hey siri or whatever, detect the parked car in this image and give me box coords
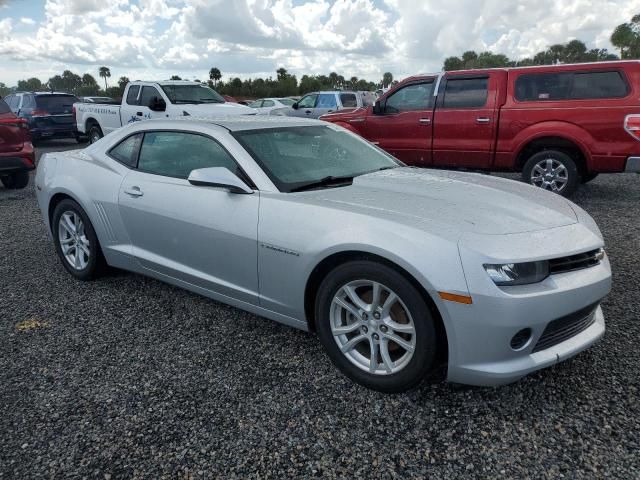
[35,117,611,392]
[321,61,640,196]
[248,97,297,115]
[79,96,118,104]
[272,91,376,118]
[3,91,82,144]
[74,81,256,143]
[0,97,35,189]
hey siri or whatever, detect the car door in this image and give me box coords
[117,130,260,304]
[432,73,501,168]
[290,94,318,118]
[120,85,142,124]
[122,86,166,124]
[260,99,275,115]
[365,80,436,166]
[313,93,338,118]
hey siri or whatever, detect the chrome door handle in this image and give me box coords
[476,117,491,124]
[419,118,431,125]
[124,186,143,197]
[136,112,143,116]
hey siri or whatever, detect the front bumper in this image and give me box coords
[625,156,640,173]
[443,224,612,387]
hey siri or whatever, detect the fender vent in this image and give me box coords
[93,202,116,242]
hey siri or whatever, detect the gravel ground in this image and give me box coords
[1,141,639,478]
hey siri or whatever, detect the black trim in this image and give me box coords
[532,303,599,353]
[0,156,35,173]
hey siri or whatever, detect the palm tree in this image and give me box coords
[329,72,339,88]
[350,76,358,88]
[98,66,111,90]
[118,76,130,90]
[382,72,393,88]
[276,67,288,81]
[209,67,221,87]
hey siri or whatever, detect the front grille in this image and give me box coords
[532,303,598,353]
[549,248,603,274]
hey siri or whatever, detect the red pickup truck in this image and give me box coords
[321,61,640,196]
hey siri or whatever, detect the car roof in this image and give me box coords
[139,116,327,132]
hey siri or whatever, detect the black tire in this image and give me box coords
[88,124,103,144]
[1,171,29,189]
[75,134,89,144]
[52,199,106,280]
[522,150,579,197]
[315,260,438,393]
[581,172,599,184]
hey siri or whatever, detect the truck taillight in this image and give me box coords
[72,105,76,121]
[0,117,28,129]
[31,109,49,117]
[624,114,640,141]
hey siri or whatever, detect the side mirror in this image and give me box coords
[372,100,383,115]
[292,102,299,110]
[188,167,253,194]
[148,96,166,111]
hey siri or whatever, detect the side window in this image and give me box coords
[297,94,317,109]
[385,82,434,113]
[316,94,337,109]
[570,71,628,99]
[340,93,357,108]
[7,95,19,110]
[442,77,489,108]
[108,133,143,168]
[22,95,35,109]
[514,73,572,102]
[126,85,140,105]
[137,132,239,179]
[262,99,275,107]
[0,99,10,114]
[139,86,161,108]
[249,100,263,108]
[3,96,14,109]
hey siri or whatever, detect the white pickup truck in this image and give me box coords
[74,80,255,143]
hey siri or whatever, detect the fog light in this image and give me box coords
[510,328,532,350]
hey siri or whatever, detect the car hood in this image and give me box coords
[182,103,256,116]
[297,168,578,236]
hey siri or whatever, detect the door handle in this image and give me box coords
[124,186,144,197]
[419,118,431,125]
[305,110,312,114]
[136,111,143,116]
[476,117,491,124]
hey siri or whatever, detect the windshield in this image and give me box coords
[278,98,296,106]
[160,84,225,104]
[233,125,401,192]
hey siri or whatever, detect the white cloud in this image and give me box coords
[0,0,636,86]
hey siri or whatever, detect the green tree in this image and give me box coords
[209,67,221,87]
[98,66,111,90]
[0,82,11,97]
[276,67,288,81]
[118,76,130,91]
[170,75,182,80]
[611,14,640,58]
[443,56,465,71]
[382,72,393,88]
[17,77,45,91]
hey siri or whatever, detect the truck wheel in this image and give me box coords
[89,125,103,144]
[75,134,89,144]
[581,172,599,184]
[522,150,579,197]
[1,171,29,190]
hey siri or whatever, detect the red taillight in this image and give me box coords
[72,105,76,121]
[31,109,50,117]
[0,117,28,129]
[624,114,640,141]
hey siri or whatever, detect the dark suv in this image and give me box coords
[3,92,83,144]
[0,98,35,189]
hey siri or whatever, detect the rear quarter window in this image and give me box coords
[0,99,10,114]
[340,93,357,108]
[515,71,629,101]
[442,77,489,108]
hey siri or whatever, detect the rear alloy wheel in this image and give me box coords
[52,199,106,280]
[88,125,103,144]
[522,150,579,197]
[1,171,29,189]
[316,261,437,393]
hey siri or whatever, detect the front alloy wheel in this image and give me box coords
[316,260,437,393]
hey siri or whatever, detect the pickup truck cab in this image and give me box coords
[75,81,255,143]
[321,61,640,196]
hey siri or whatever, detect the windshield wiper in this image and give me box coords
[289,175,355,192]
[173,100,203,104]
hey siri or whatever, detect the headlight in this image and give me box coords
[483,261,549,286]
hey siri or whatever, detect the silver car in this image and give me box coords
[35,117,612,392]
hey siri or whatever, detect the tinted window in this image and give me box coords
[385,82,434,113]
[515,73,572,101]
[22,95,36,109]
[297,94,317,109]
[126,85,140,105]
[35,95,78,113]
[137,132,238,178]
[262,100,275,107]
[443,78,488,108]
[5,95,18,110]
[109,133,143,167]
[0,99,10,114]
[278,98,295,106]
[570,71,628,99]
[249,100,263,108]
[340,93,357,107]
[139,86,161,108]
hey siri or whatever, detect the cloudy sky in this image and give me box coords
[0,0,637,86]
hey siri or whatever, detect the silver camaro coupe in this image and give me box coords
[35,117,612,392]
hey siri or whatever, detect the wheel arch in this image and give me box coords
[304,250,449,364]
[84,116,101,133]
